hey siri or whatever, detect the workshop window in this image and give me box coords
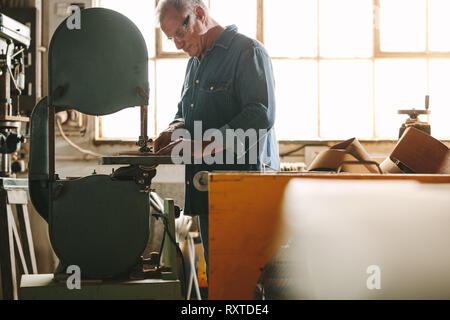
[97,0,450,142]
[98,0,156,139]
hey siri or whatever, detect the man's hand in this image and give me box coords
[156,138,226,159]
[155,138,184,156]
[154,122,184,153]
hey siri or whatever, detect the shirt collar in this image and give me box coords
[205,25,238,53]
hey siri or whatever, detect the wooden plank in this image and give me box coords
[209,175,291,300]
[17,204,38,274]
[6,201,18,300]
[208,173,450,300]
[8,205,29,275]
[7,190,28,205]
[0,115,29,122]
[0,190,15,300]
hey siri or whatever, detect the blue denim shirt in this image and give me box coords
[173,25,280,216]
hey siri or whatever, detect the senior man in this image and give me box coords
[154,0,280,271]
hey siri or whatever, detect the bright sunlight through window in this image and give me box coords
[98,0,450,141]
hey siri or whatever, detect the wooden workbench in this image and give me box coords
[208,173,450,300]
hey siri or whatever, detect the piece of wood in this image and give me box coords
[390,127,450,174]
[0,190,15,300]
[1,189,38,300]
[8,205,29,275]
[0,115,30,122]
[208,173,450,300]
[7,190,28,205]
[17,204,38,274]
[6,201,18,300]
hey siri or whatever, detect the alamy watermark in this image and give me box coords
[366,265,381,290]
[66,265,81,290]
[170,121,268,165]
[67,5,81,30]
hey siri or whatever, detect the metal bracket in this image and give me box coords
[110,165,157,193]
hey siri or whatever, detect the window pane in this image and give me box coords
[209,0,257,39]
[375,59,427,139]
[101,0,155,57]
[320,0,373,58]
[429,0,450,52]
[429,60,450,139]
[156,59,189,135]
[101,108,141,139]
[380,0,426,52]
[101,62,155,139]
[320,60,373,139]
[272,60,318,140]
[99,1,156,139]
[264,0,317,58]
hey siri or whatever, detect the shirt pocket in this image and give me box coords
[198,79,237,125]
[199,79,232,94]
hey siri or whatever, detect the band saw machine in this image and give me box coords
[22,8,183,299]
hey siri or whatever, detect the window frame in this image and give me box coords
[96,0,450,143]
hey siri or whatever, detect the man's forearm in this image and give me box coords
[168,120,185,130]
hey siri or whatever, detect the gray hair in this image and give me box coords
[156,0,208,24]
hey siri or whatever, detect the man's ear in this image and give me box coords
[194,5,207,22]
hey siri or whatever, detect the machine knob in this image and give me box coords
[11,160,25,173]
[174,205,181,219]
[193,171,209,192]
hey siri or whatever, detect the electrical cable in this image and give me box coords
[151,208,188,299]
[56,118,106,159]
[149,193,165,269]
[11,48,24,59]
[186,235,202,300]
[150,192,196,299]
[157,230,165,269]
[150,192,164,213]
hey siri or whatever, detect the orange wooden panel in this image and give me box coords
[208,173,450,300]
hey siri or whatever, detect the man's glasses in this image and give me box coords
[168,15,190,42]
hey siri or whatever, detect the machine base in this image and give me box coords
[20,274,182,300]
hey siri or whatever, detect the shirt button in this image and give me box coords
[187,181,190,185]
[210,86,214,91]
[195,80,199,84]
[190,104,194,108]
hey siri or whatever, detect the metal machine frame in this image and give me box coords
[24,8,182,299]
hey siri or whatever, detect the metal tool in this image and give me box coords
[0,14,38,301]
[0,13,31,177]
[398,95,431,138]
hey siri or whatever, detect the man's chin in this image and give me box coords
[185,47,199,57]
